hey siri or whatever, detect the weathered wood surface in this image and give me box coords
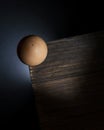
[30,31,104,130]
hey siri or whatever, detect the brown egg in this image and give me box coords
[17,35,48,66]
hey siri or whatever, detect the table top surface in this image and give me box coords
[30,31,104,130]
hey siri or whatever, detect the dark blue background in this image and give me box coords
[0,0,103,129]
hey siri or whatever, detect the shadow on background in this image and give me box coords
[0,79,40,129]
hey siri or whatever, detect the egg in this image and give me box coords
[17,35,48,66]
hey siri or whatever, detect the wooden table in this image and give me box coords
[30,31,104,130]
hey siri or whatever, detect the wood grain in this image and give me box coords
[30,31,104,130]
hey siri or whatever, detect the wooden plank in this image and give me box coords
[30,31,104,130]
